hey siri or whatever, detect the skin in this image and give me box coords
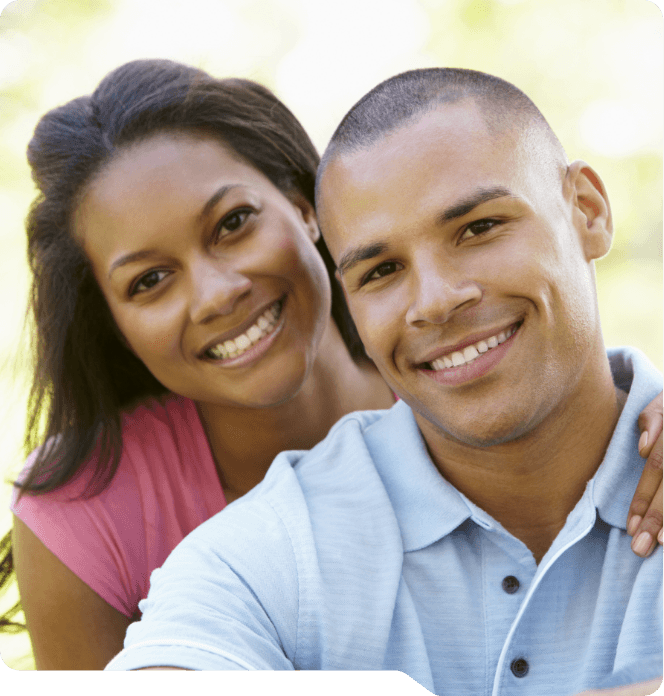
[13,131,394,669]
[317,100,655,564]
[12,119,663,673]
[136,105,664,678]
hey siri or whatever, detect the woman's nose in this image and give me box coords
[405,258,482,326]
[188,258,252,325]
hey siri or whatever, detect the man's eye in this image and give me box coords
[459,218,500,241]
[363,261,400,285]
[131,270,169,295]
[215,209,253,240]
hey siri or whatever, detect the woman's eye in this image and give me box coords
[131,270,169,295]
[459,218,500,241]
[215,209,252,240]
[363,261,400,285]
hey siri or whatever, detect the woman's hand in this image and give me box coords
[628,393,663,558]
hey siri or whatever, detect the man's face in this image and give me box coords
[318,101,611,448]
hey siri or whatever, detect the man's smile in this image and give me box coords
[416,320,523,386]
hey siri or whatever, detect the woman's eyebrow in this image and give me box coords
[108,250,159,279]
[197,184,243,223]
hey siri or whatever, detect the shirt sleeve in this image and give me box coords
[105,497,300,671]
[11,457,147,618]
[597,658,663,689]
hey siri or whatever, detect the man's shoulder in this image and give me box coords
[177,404,411,570]
[244,402,409,501]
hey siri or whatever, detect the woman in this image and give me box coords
[1,59,661,670]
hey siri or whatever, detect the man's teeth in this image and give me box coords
[430,324,518,371]
[206,301,282,360]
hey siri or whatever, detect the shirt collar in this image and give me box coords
[363,401,473,552]
[364,347,661,551]
[592,347,662,530]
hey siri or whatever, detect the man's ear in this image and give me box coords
[289,192,321,243]
[566,160,613,261]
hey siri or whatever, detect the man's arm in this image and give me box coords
[575,676,663,696]
[105,497,299,672]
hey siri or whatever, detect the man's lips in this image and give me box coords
[415,319,524,368]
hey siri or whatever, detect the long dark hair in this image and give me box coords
[0,532,23,632]
[0,59,364,632]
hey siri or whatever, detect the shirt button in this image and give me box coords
[502,575,520,594]
[510,658,529,678]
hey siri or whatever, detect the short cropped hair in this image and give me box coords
[317,67,567,199]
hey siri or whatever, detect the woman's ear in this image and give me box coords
[289,192,320,243]
[566,160,613,261]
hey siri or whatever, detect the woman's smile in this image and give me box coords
[200,296,286,366]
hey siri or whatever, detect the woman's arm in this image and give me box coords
[12,516,133,669]
[629,393,663,557]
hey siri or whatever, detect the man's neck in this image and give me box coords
[420,361,623,563]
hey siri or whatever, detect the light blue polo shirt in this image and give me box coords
[107,347,663,695]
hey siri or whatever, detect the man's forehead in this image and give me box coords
[318,103,521,256]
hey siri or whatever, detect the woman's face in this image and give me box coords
[75,132,332,409]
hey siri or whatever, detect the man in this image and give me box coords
[107,69,662,695]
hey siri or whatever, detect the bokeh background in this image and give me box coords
[0,0,661,671]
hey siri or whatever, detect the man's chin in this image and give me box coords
[412,404,539,450]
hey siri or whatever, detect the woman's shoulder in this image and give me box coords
[10,395,224,616]
[14,394,213,504]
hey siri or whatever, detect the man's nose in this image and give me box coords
[188,256,252,325]
[405,257,482,326]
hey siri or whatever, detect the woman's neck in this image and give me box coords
[196,320,394,503]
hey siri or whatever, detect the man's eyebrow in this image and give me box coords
[437,186,514,223]
[336,187,515,277]
[337,242,389,277]
[109,184,243,279]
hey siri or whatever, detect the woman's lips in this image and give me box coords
[200,298,287,369]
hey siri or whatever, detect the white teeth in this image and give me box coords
[451,351,465,367]
[247,325,262,343]
[463,345,479,362]
[205,300,283,360]
[428,323,520,371]
[235,334,251,351]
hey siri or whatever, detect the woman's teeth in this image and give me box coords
[429,323,519,371]
[206,301,283,360]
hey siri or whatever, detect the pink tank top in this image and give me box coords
[11,395,226,618]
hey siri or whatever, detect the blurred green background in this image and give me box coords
[0,0,661,671]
